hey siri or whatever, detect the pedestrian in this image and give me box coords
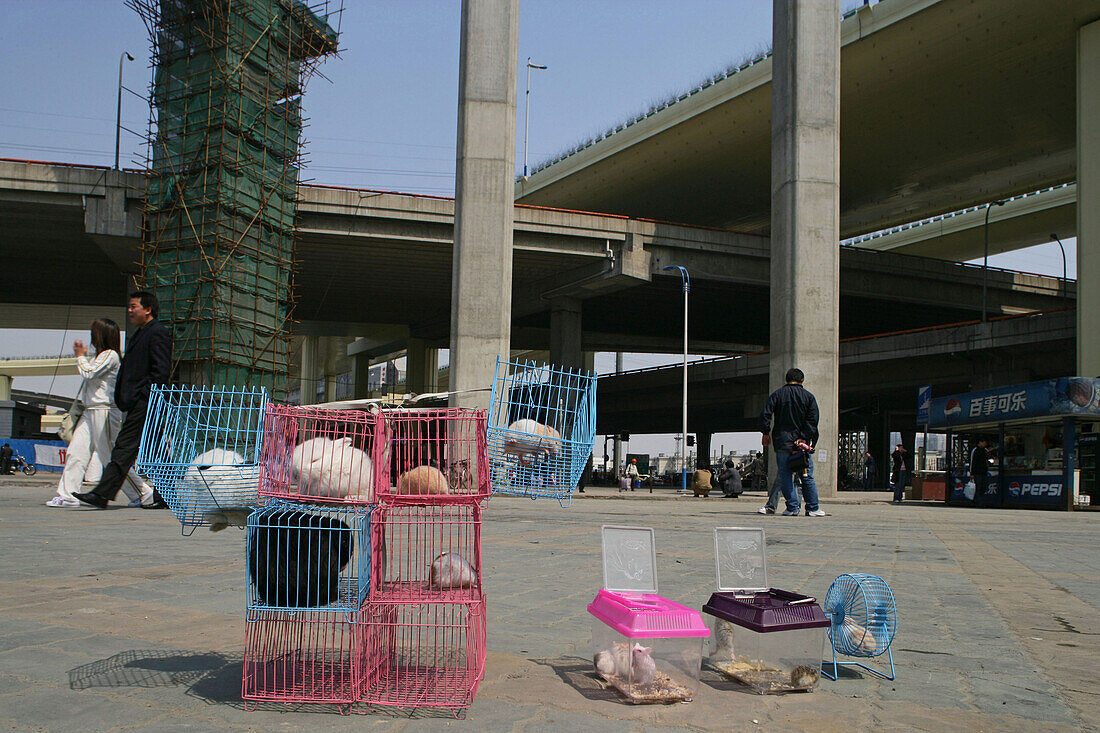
[0,443,12,475]
[968,437,993,502]
[758,367,825,516]
[863,450,876,491]
[47,319,154,508]
[74,292,172,510]
[718,459,742,498]
[758,459,806,513]
[625,458,640,491]
[691,465,713,497]
[890,444,908,504]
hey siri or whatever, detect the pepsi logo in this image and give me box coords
[944,398,962,416]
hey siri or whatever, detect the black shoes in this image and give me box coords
[141,498,169,509]
[73,491,108,509]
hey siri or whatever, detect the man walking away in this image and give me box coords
[0,443,12,475]
[891,444,908,504]
[968,438,993,504]
[75,292,172,510]
[759,368,825,516]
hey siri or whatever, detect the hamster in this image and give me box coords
[428,552,477,590]
[291,436,374,501]
[396,465,449,495]
[183,448,257,505]
[593,642,656,687]
[790,664,819,688]
[712,619,736,661]
[249,508,354,608]
[504,419,562,462]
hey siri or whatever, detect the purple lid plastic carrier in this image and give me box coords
[702,527,827,633]
[587,526,709,639]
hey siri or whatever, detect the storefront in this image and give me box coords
[927,377,1100,511]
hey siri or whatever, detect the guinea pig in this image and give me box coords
[249,508,354,608]
[183,448,258,506]
[396,465,449,495]
[428,552,477,590]
[290,436,374,501]
[504,419,563,460]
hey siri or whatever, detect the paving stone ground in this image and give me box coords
[2,474,1098,732]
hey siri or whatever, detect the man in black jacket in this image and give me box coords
[75,291,172,509]
[759,368,824,516]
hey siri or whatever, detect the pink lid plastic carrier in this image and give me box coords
[587,526,709,639]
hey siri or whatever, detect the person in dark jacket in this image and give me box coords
[0,443,12,475]
[759,368,824,516]
[718,460,742,498]
[968,438,993,502]
[863,450,876,491]
[75,291,172,509]
[891,444,908,503]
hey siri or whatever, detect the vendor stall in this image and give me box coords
[928,377,1100,511]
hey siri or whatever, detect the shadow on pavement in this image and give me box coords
[68,649,232,690]
[531,656,632,703]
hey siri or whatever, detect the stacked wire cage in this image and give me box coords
[244,403,382,706]
[486,357,598,507]
[137,384,269,533]
[359,407,490,713]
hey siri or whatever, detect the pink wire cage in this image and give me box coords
[370,504,482,603]
[259,404,383,505]
[359,600,487,711]
[376,408,491,503]
[241,609,374,705]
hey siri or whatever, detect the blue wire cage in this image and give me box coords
[486,357,597,507]
[246,500,372,616]
[821,573,898,681]
[136,384,269,532]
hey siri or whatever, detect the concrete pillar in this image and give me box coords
[549,297,583,370]
[353,353,372,398]
[406,338,439,394]
[0,375,10,402]
[449,0,520,408]
[299,335,317,405]
[612,352,624,478]
[1079,19,1100,377]
[770,0,841,497]
[697,432,713,469]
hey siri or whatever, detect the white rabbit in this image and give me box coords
[504,419,562,465]
[183,448,257,505]
[429,552,477,590]
[291,436,374,501]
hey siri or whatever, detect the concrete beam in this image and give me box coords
[0,304,127,331]
[449,0,519,409]
[1079,19,1100,376]
[770,0,841,497]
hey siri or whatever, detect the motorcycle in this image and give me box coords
[10,452,37,476]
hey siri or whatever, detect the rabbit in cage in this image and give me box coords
[429,552,477,590]
[396,464,450,495]
[291,436,374,501]
[183,447,257,505]
[249,508,355,608]
[504,419,562,465]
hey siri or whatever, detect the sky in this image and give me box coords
[0,1,1078,460]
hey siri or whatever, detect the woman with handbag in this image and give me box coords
[46,319,154,508]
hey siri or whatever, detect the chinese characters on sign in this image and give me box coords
[968,390,1027,418]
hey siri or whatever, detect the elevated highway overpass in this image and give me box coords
[514,0,1097,248]
[0,159,1072,358]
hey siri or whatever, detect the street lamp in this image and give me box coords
[981,199,1006,323]
[663,265,690,492]
[1050,233,1069,303]
[115,51,134,170]
[523,57,547,177]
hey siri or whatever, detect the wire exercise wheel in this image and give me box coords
[821,573,898,681]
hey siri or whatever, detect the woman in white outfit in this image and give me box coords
[46,319,154,508]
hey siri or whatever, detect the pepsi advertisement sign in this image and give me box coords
[929,377,1100,428]
[1004,474,1065,507]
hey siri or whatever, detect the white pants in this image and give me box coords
[55,407,151,503]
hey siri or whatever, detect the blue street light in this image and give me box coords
[663,265,690,492]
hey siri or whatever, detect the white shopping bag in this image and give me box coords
[963,480,976,501]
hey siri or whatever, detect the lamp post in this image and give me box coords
[1050,233,1069,303]
[981,199,1006,323]
[523,57,547,177]
[115,51,134,170]
[663,265,690,492]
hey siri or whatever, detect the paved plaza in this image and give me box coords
[1,474,1097,731]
